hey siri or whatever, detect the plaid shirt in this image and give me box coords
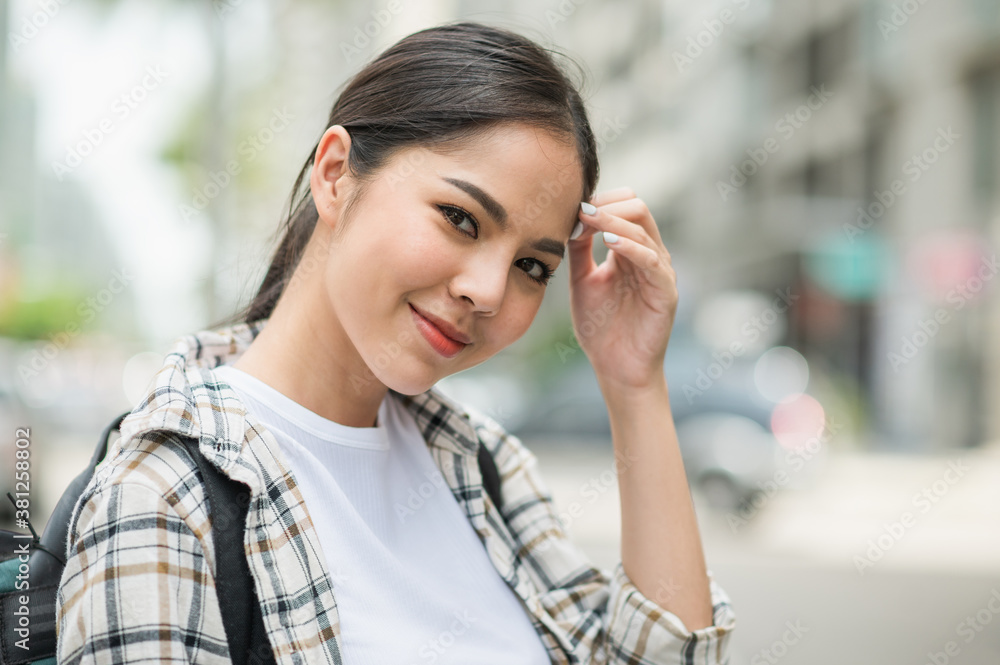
[56,319,735,664]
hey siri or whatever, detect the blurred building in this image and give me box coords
[0,0,141,527]
[639,0,1000,450]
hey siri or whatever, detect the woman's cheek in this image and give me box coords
[395,224,449,267]
[500,297,540,344]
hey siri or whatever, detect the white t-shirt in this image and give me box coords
[212,364,551,665]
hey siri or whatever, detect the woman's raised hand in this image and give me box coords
[567,187,678,392]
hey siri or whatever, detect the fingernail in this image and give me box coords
[580,201,597,216]
[569,220,584,240]
[603,231,619,244]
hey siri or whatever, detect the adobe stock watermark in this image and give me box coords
[887,254,997,372]
[749,620,809,665]
[339,0,403,64]
[727,416,841,533]
[544,0,586,28]
[347,321,430,397]
[512,115,628,230]
[717,85,834,202]
[393,457,464,524]
[326,565,352,587]
[878,0,933,40]
[843,126,960,242]
[284,230,340,297]
[385,115,626,201]
[922,588,1000,665]
[52,65,169,181]
[555,267,670,363]
[393,463,451,524]
[544,448,641,541]
[853,458,970,575]
[17,268,135,382]
[646,573,683,609]
[406,609,478,665]
[8,429,34,652]
[385,149,429,193]
[682,288,799,405]
[672,0,753,74]
[178,107,294,223]
[212,0,250,19]
[554,276,653,364]
[7,0,72,53]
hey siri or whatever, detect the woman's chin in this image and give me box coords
[366,343,473,396]
[384,378,437,396]
[373,364,441,397]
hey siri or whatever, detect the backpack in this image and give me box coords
[0,409,505,664]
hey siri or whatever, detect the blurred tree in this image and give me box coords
[0,288,91,340]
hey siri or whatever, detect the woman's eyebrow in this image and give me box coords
[535,237,566,260]
[442,176,566,260]
[442,176,508,227]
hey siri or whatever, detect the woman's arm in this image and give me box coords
[471,407,735,665]
[57,478,229,664]
[598,373,713,630]
[541,185,736,662]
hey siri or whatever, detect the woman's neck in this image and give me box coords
[232,284,387,429]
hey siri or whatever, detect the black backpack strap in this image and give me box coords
[477,442,503,514]
[42,412,131,566]
[179,438,276,664]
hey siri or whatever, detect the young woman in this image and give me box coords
[56,21,735,664]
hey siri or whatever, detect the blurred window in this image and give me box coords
[971,67,1000,211]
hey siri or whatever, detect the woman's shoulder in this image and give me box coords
[56,429,228,663]
[94,426,199,489]
[72,426,212,541]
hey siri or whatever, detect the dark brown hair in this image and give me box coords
[211,20,600,330]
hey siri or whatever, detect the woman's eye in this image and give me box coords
[519,258,554,285]
[439,205,478,238]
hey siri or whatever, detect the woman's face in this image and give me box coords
[312,122,585,395]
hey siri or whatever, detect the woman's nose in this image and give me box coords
[451,253,509,315]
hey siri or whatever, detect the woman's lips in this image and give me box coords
[409,304,468,358]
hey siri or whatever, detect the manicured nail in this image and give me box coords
[569,220,584,240]
[580,201,597,216]
[603,231,619,244]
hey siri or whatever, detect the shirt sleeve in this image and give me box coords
[481,415,736,665]
[56,480,232,664]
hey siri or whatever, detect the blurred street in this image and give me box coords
[530,441,1000,665]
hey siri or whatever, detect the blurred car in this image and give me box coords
[508,328,821,512]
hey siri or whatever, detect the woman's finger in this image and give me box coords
[598,231,666,284]
[578,203,653,250]
[590,198,663,247]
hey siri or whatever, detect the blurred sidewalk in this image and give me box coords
[531,441,1000,665]
[531,441,1000,577]
[701,442,1000,575]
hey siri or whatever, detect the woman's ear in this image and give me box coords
[310,125,353,232]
